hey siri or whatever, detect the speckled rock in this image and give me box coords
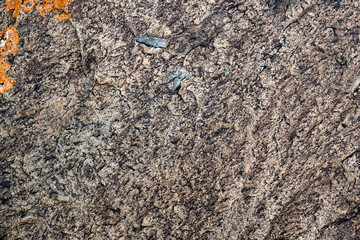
[1,0,360,239]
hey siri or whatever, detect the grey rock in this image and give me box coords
[1,0,360,239]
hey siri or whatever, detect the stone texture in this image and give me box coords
[1,0,360,239]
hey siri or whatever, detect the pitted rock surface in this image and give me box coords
[1,0,360,239]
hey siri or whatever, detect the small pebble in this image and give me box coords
[136,35,167,49]
[167,67,190,91]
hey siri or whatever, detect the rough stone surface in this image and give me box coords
[1,0,360,239]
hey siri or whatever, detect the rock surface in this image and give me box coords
[1,0,360,239]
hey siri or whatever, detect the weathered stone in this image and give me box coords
[1,0,360,239]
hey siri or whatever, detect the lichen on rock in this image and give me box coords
[0,26,19,94]
[0,0,75,94]
[5,0,75,22]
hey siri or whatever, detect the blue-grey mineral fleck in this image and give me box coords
[136,35,167,49]
[167,67,190,91]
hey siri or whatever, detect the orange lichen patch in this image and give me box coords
[5,0,74,22]
[5,0,37,18]
[36,0,74,22]
[0,26,19,94]
[2,0,75,94]
[55,12,71,22]
[0,26,19,57]
[22,0,37,12]
[0,57,14,94]
[5,0,22,19]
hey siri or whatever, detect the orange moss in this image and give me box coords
[0,26,19,94]
[5,0,74,22]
